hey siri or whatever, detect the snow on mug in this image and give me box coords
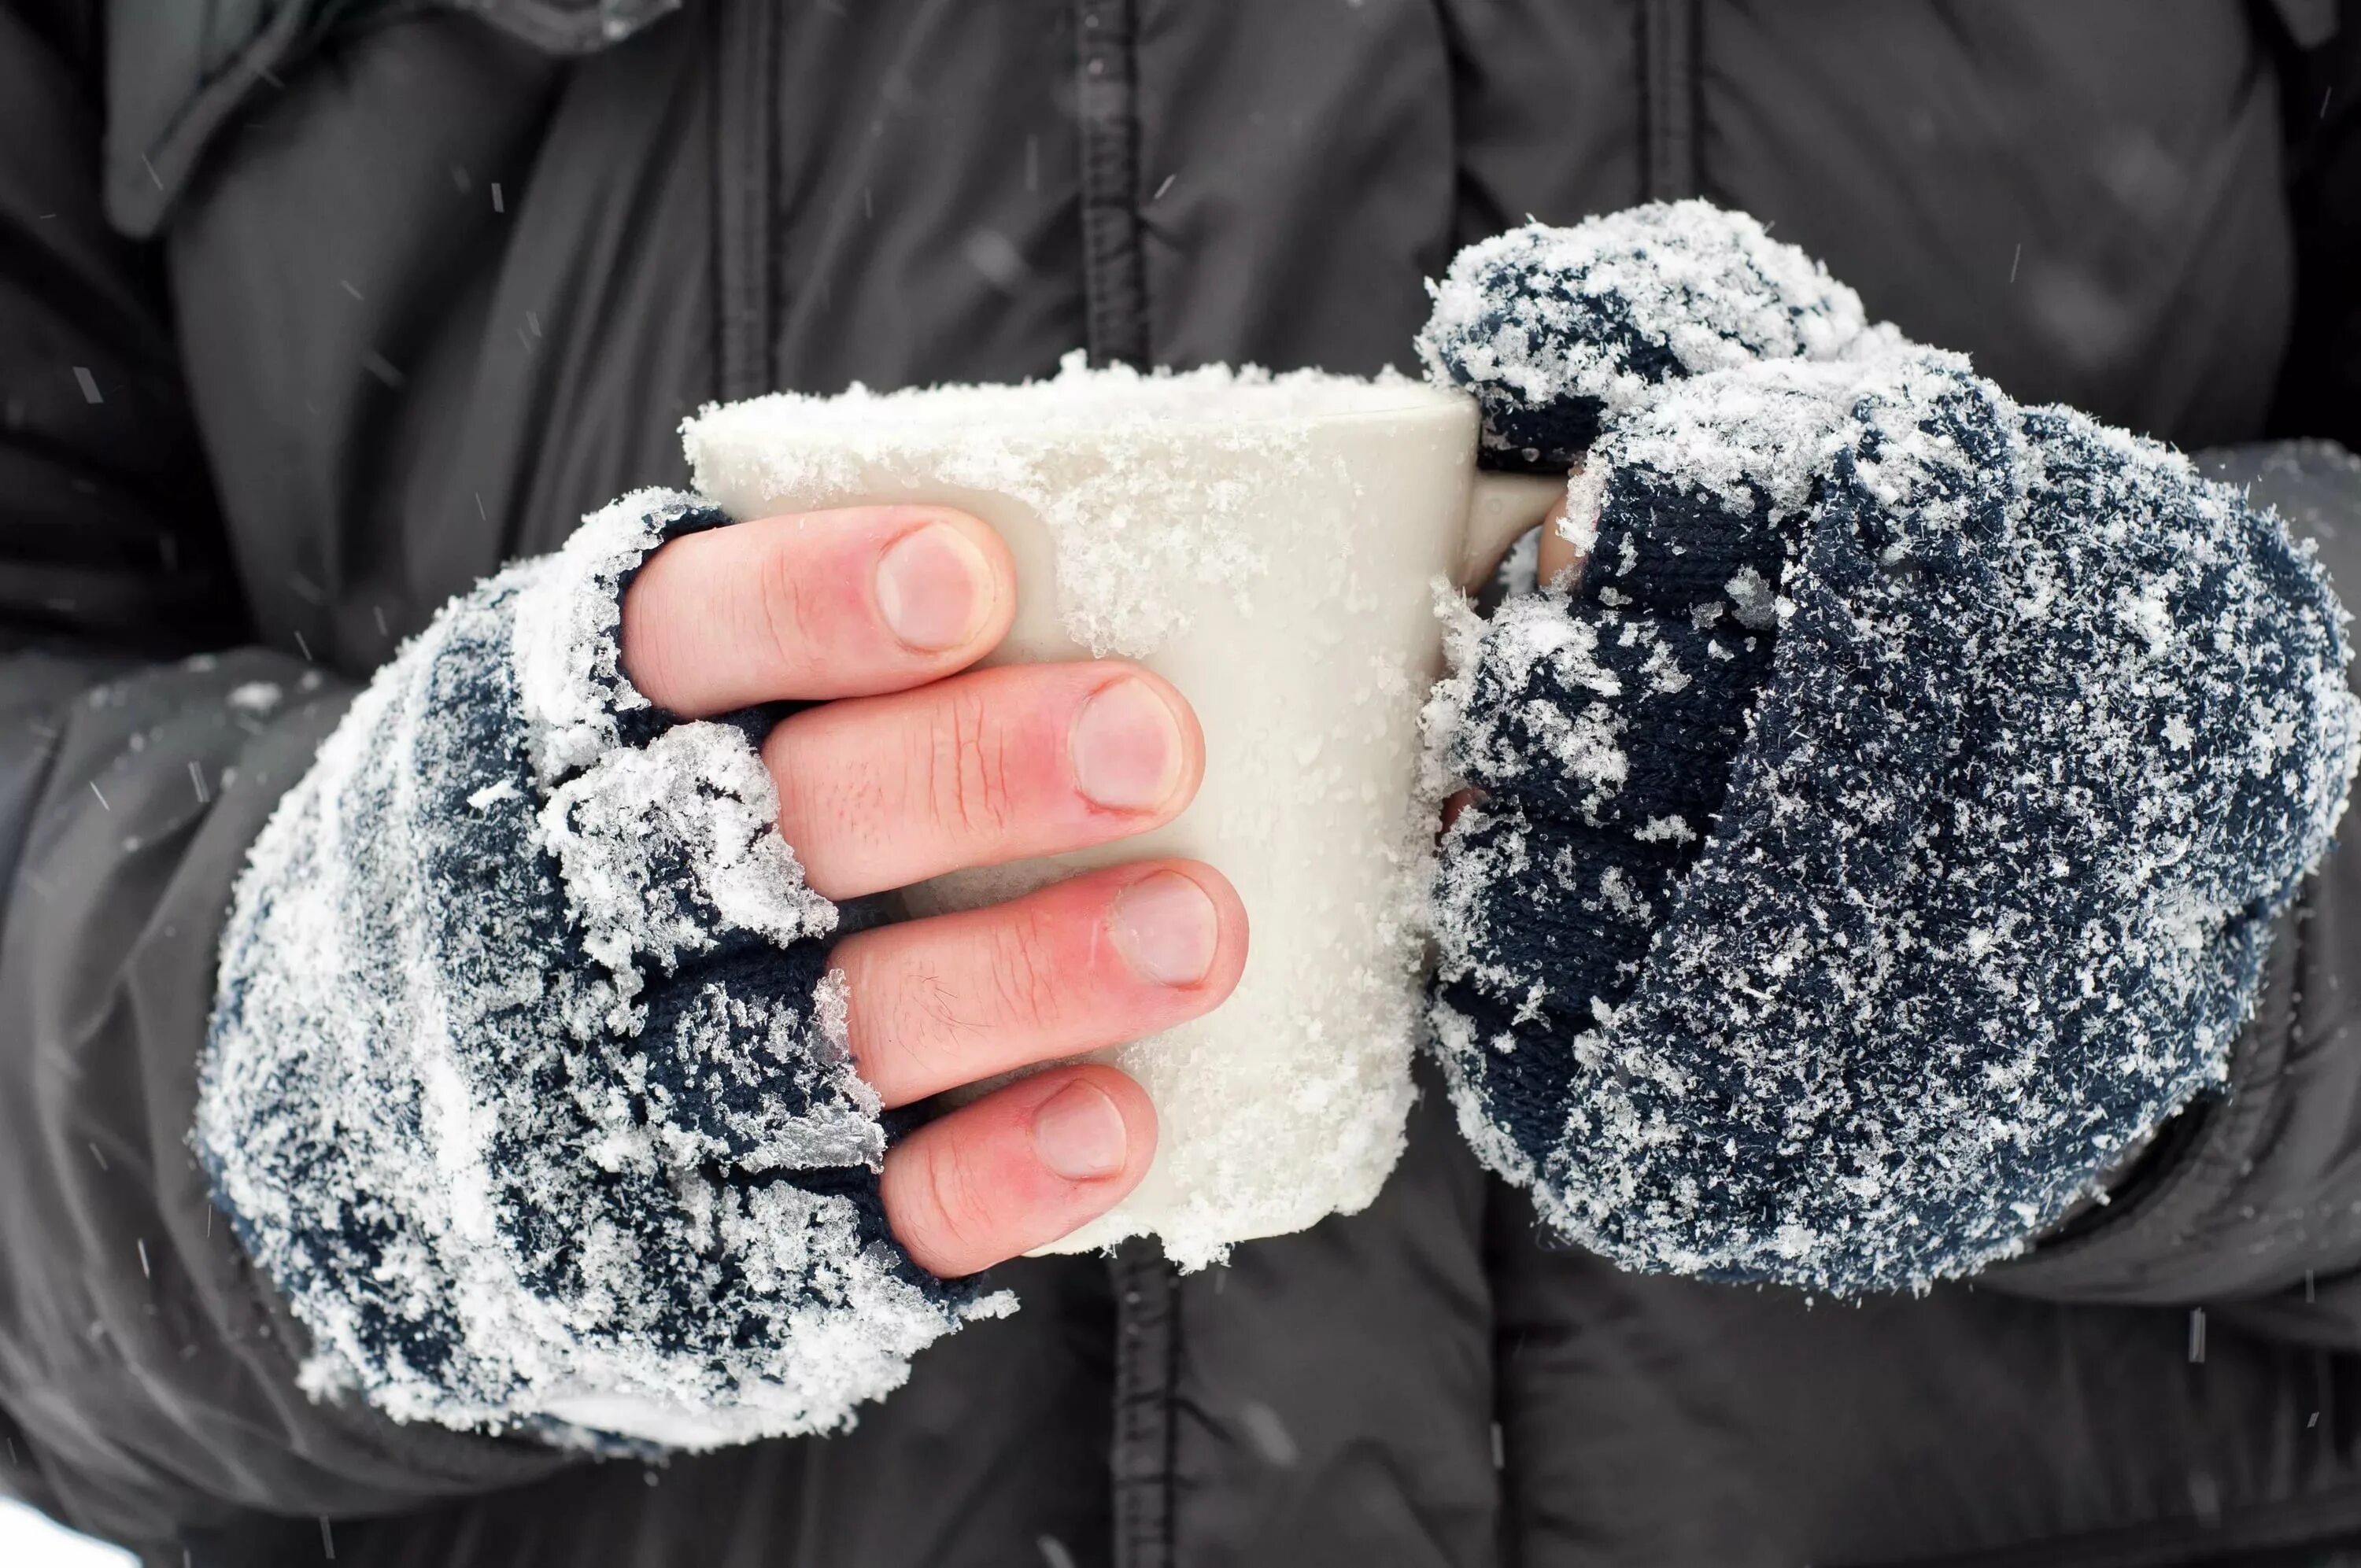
[682,355,1560,1267]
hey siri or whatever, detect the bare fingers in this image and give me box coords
[767,661,1204,900]
[620,505,1016,715]
[881,1065,1157,1277]
[853,861,1243,1273]
[833,860,1247,1107]
[615,504,1221,1275]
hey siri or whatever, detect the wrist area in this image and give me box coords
[198,489,1007,1452]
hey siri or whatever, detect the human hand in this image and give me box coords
[621,507,1246,1278]
[1535,489,1579,584]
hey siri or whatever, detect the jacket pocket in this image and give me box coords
[101,0,680,236]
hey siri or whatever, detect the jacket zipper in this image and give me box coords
[1076,0,1151,367]
[711,0,778,400]
[1110,1238,1180,1568]
[1073,3,1169,1551]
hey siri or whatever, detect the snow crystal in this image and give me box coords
[200,495,1001,1449]
[225,681,283,717]
[1722,566,1779,631]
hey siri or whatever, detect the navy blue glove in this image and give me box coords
[198,491,1001,1450]
[1420,205,2361,1293]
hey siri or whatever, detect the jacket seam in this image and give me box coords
[1075,0,1150,366]
[1843,1473,2361,1568]
[1639,0,1702,201]
[444,0,685,55]
[105,0,323,236]
[0,699,71,957]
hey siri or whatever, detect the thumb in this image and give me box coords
[1536,488,1583,588]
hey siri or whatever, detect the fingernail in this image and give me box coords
[1032,1080,1129,1182]
[1070,679,1184,811]
[1110,872,1218,987]
[875,524,992,651]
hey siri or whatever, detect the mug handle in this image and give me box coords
[1457,469,1572,591]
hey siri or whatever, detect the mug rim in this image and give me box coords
[685,370,1476,450]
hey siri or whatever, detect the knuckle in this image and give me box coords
[768,710,900,884]
[922,687,1020,839]
[985,907,1067,1035]
[900,963,974,1041]
[912,1138,998,1272]
[883,963,978,1089]
[755,537,821,678]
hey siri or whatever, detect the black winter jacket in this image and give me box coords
[7,2,2361,1566]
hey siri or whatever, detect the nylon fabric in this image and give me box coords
[4,1,2361,1563]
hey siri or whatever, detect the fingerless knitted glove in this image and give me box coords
[1417,200,1894,471]
[198,492,1003,1451]
[1420,204,2361,1293]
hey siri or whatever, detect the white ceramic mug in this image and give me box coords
[683,356,1559,1268]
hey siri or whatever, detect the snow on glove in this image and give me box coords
[1420,208,2361,1294]
[1416,200,1898,471]
[198,489,1005,1452]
